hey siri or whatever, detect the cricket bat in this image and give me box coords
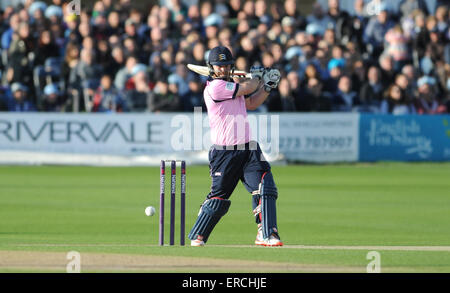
[187,64,251,78]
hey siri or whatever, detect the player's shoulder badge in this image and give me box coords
[225,82,235,91]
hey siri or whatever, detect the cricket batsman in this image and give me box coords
[188,46,283,247]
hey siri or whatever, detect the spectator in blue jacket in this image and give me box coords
[1,13,20,50]
[40,83,68,112]
[332,75,360,111]
[6,83,36,112]
[363,4,395,58]
[92,74,128,112]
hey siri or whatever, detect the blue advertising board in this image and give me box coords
[359,114,450,162]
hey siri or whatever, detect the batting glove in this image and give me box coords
[250,66,265,80]
[263,69,281,92]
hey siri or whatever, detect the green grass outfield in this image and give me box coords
[1,162,450,272]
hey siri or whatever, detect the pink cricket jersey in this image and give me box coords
[204,79,251,146]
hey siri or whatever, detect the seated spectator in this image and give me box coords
[148,79,182,112]
[323,59,344,93]
[144,26,172,56]
[414,76,447,114]
[235,56,249,73]
[6,82,36,112]
[64,13,80,43]
[69,48,103,111]
[379,53,396,87]
[261,51,275,70]
[203,13,223,41]
[186,4,203,30]
[167,64,191,98]
[264,85,283,112]
[401,64,418,90]
[301,77,332,112]
[92,74,127,112]
[0,11,6,42]
[148,52,170,84]
[181,77,204,112]
[363,4,395,58]
[327,0,352,42]
[298,44,316,75]
[322,27,336,47]
[126,64,153,112]
[426,27,446,66]
[240,0,258,26]
[395,73,415,101]
[8,21,34,89]
[255,0,272,27]
[305,23,325,47]
[283,45,302,72]
[69,48,103,90]
[347,0,367,51]
[96,39,112,69]
[45,5,63,25]
[359,66,384,111]
[412,10,429,60]
[106,11,124,37]
[0,86,8,111]
[235,34,260,67]
[1,13,20,50]
[123,37,140,60]
[122,18,145,48]
[114,55,137,91]
[286,71,307,111]
[33,30,60,66]
[301,63,321,89]
[435,5,448,34]
[400,0,429,18]
[444,79,450,113]
[312,48,330,80]
[105,46,125,78]
[350,60,366,93]
[306,2,334,34]
[330,45,346,68]
[270,42,285,70]
[279,77,297,112]
[160,50,176,75]
[344,42,363,69]
[332,75,360,111]
[40,83,67,112]
[384,25,411,72]
[61,42,80,88]
[380,84,415,115]
[190,42,206,65]
[284,0,306,30]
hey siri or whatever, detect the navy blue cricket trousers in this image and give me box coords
[206,141,276,212]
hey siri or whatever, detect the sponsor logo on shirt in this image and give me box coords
[225,82,234,91]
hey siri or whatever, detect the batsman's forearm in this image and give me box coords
[236,77,261,97]
[245,86,270,111]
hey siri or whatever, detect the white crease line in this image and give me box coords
[9,244,450,251]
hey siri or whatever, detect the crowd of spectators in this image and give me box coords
[0,0,449,114]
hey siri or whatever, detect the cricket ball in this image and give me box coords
[145,206,156,216]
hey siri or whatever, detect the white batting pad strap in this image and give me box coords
[252,204,261,216]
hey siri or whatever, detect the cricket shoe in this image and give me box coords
[191,236,205,247]
[255,225,283,247]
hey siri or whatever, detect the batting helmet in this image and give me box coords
[207,46,235,79]
[208,46,234,65]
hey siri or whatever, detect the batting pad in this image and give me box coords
[188,198,231,243]
[261,194,279,239]
[252,171,278,226]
